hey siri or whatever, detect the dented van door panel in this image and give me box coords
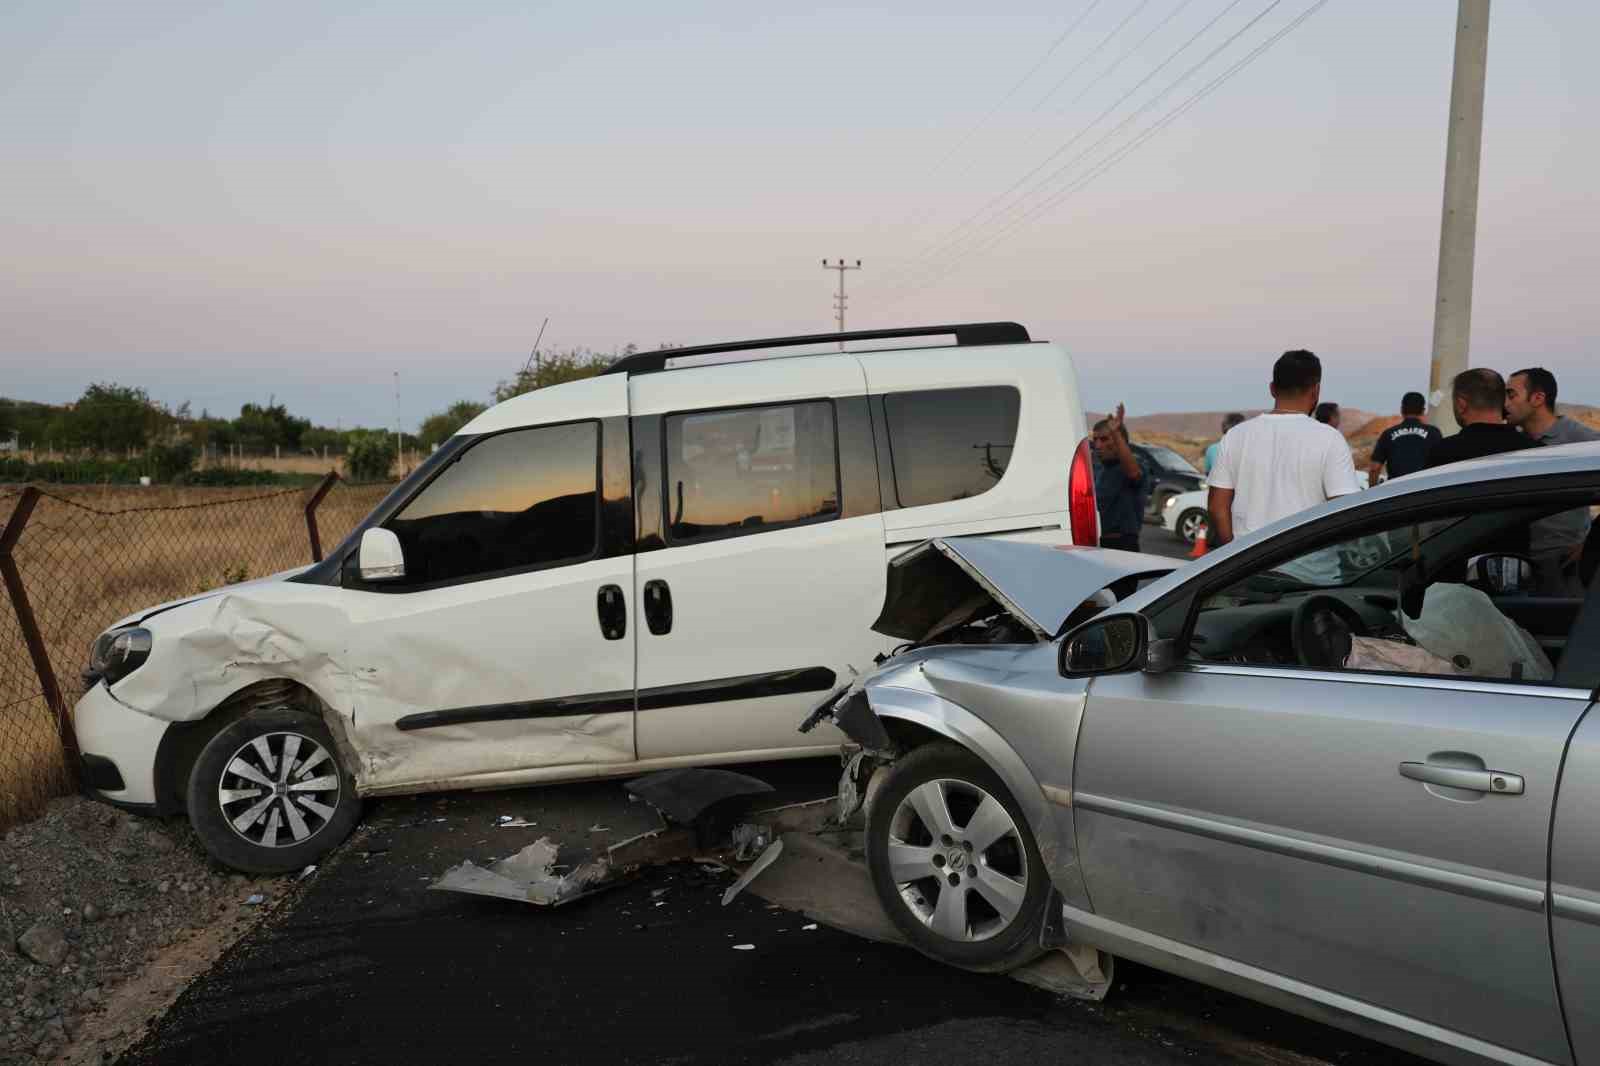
[343,555,637,790]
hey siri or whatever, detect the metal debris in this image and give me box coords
[720,839,784,906]
[429,837,614,907]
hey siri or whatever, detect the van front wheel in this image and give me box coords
[186,706,362,874]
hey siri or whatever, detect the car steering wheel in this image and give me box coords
[1291,595,1369,671]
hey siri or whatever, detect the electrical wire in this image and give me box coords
[885,0,1107,235]
[1031,0,1155,112]
[872,0,1261,292]
[876,0,1335,307]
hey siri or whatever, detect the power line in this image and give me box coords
[878,0,1335,306]
[873,0,1261,293]
[900,0,1201,254]
[887,0,1108,237]
[1031,0,1155,111]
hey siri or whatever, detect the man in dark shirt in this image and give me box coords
[1368,391,1442,484]
[1424,369,1541,469]
[1093,405,1151,552]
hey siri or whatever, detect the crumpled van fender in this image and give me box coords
[858,682,1065,875]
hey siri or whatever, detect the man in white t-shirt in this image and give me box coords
[1207,350,1361,579]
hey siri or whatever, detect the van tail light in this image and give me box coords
[1068,436,1099,547]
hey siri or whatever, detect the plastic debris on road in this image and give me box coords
[244,894,265,906]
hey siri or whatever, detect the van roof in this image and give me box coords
[600,322,1032,377]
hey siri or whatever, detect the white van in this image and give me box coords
[72,323,1094,871]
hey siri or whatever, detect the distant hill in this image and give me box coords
[1087,404,1598,468]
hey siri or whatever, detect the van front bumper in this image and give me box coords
[73,682,168,809]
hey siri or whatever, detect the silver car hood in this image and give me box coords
[873,537,1180,642]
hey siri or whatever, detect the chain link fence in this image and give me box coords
[0,478,393,829]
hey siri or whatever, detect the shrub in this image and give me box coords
[344,432,397,482]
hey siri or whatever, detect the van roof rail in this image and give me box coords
[600,322,1031,377]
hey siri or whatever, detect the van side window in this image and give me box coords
[664,401,839,544]
[882,386,1020,507]
[387,421,599,584]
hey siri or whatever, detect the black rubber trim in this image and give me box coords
[395,666,838,731]
[81,792,158,816]
[397,690,634,731]
[635,666,836,711]
[79,754,126,792]
[836,395,882,520]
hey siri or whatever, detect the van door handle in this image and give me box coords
[1399,762,1524,795]
[596,585,626,641]
[643,579,673,636]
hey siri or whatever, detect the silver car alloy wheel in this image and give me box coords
[218,731,341,848]
[886,778,1029,943]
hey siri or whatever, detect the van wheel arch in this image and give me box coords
[152,679,324,815]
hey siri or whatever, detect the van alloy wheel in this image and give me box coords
[187,704,361,874]
[887,778,1029,943]
[217,731,342,848]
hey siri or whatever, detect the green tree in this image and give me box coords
[234,401,310,452]
[493,348,617,403]
[418,400,488,448]
[68,383,165,453]
[344,430,397,481]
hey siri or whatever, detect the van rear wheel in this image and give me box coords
[186,706,361,874]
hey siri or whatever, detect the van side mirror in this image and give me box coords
[358,528,406,582]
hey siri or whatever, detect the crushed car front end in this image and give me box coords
[802,536,1179,972]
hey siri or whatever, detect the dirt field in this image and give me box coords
[0,482,392,828]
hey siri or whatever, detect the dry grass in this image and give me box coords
[0,482,391,828]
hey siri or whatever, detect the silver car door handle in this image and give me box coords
[1399,762,1524,795]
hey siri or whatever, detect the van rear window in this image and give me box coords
[882,386,1021,507]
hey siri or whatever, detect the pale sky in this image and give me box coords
[3,1,1595,430]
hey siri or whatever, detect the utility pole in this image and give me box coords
[821,259,862,350]
[1427,0,1491,436]
[393,370,402,477]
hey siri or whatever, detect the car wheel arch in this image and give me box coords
[864,686,1064,870]
[152,678,332,815]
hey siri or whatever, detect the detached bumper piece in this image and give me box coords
[429,768,833,908]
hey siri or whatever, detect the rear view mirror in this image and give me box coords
[1061,615,1146,677]
[1467,554,1534,596]
[358,528,406,582]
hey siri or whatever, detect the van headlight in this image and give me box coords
[88,628,153,687]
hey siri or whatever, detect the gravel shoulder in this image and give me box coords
[0,796,306,1065]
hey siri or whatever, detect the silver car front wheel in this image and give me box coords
[867,743,1048,971]
[888,778,1029,942]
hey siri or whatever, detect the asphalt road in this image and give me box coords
[120,758,1423,1066]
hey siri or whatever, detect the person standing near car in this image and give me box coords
[1504,367,1598,594]
[1423,369,1540,469]
[1201,413,1246,475]
[1206,350,1360,553]
[1093,405,1151,553]
[1368,391,1442,485]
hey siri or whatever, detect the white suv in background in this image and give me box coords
[71,323,1094,872]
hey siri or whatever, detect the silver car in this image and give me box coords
[808,442,1600,1066]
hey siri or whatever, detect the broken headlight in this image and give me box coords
[87,627,152,687]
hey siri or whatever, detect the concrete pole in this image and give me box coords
[1426,0,1491,436]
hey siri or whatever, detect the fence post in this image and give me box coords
[304,470,341,562]
[0,487,78,779]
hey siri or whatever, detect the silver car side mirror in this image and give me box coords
[358,528,406,582]
[1061,615,1145,677]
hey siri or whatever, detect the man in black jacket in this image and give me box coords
[1424,369,1540,469]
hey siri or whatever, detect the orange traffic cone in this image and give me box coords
[1189,523,1209,558]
